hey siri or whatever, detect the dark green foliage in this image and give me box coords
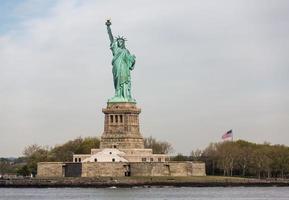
[50,137,100,162]
[23,137,100,174]
[17,165,30,176]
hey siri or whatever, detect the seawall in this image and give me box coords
[1,176,289,188]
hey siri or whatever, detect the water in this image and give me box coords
[1,187,289,200]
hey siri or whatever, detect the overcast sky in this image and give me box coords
[0,0,289,157]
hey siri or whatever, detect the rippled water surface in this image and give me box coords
[1,187,289,200]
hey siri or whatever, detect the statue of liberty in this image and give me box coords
[105,19,136,103]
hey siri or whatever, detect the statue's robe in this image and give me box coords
[110,40,135,99]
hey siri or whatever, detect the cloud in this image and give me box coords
[0,0,289,156]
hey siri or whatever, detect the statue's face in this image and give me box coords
[117,39,125,48]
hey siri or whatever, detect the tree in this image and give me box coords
[0,158,9,175]
[191,149,203,161]
[50,137,100,162]
[201,140,289,178]
[202,143,218,175]
[215,141,238,176]
[77,137,100,154]
[250,144,272,179]
[144,136,173,154]
[23,145,50,175]
[22,137,100,174]
[171,153,188,161]
[17,165,30,176]
[234,140,253,177]
[270,145,289,178]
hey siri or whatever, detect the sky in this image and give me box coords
[0,0,289,157]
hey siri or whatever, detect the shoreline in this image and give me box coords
[1,176,289,188]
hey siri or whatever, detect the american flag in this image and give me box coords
[222,129,233,140]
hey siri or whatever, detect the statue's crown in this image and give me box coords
[116,35,127,41]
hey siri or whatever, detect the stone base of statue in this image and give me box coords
[38,101,206,177]
[100,102,144,149]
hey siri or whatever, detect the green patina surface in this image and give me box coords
[106,19,136,103]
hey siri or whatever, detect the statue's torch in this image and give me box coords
[105,18,111,26]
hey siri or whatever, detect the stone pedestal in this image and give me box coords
[100,102,144,149]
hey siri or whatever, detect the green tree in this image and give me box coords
[50,137,100,162]
[23,144,50,175]
[17,165,30,176]
[22,137,100,174]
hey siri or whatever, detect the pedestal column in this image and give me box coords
[100,102,144,149]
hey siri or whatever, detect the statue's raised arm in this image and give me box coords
[105,19,113,44]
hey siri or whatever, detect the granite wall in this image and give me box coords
[81,162,128,177]
[130,162,206,176]
[37,162,64,177]
[37,161,205,177]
